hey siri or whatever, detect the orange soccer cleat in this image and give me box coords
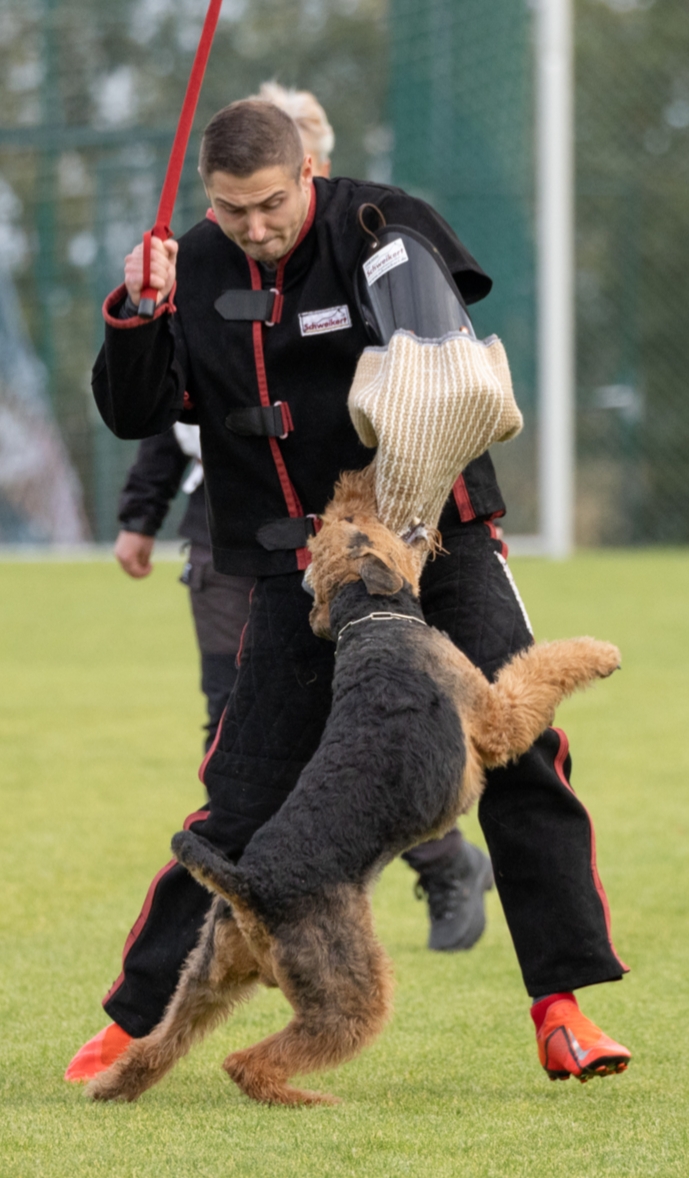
[64,1022,133,1083]
[532,993,631,1083]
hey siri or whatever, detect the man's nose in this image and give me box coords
[246,213,266,242]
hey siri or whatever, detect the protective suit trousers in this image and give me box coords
[104,519,626,1038]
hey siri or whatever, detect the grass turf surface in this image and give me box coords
[1,550,688,1176]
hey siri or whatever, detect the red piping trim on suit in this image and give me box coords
[245,185,317,573]
[102,809,209,1007]
[483,517,509,560]
[236,624,249,667]
[198,705,228,785]
[182,808,210,831]
[452,475,476,523]
[235,581,256,671]
[552,727,629,973]
[249,309,303,513]
[102,283,178,329]
[198,579,255,787]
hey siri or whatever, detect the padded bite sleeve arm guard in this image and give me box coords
[91,285,189,439]
[375,191,492,307]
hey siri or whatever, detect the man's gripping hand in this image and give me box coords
[124,236,178,310]
[114,531,155,578]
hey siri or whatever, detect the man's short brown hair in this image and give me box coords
[199,100,304,182]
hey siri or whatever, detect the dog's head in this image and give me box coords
[306,467,435,639]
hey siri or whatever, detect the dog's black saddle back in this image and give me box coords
[237,580,466,926]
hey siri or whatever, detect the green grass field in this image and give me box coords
[1,551,688,1177]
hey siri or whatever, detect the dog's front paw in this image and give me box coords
[86,1061,140,1103]
[86,1038,169,1103]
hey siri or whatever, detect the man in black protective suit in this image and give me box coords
[113,83,493,956]
[66,98,631,1086]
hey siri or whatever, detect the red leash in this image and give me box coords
[138,0,223,318]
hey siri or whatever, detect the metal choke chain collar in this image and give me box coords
[336,610,428,651]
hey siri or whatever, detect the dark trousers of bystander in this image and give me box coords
[182,543,254,751]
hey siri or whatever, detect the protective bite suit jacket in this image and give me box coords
[93,176,505,576]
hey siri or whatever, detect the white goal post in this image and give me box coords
[508,0,575,558]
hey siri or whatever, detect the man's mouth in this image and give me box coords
[245,239,277,256]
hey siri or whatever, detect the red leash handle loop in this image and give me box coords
[139,227,173,318]
[139,230,154,316]
[142,230,152,292]
[137,0,224,318]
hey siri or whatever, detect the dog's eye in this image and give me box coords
[344,516,354,523]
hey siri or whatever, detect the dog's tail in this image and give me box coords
[474,637,621,768]
[172,830,251,905]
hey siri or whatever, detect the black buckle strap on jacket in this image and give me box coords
[214,289,283,324]
[225,402,293,438]
[256,515,319,551]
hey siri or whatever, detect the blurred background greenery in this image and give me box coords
[0,0,687,544]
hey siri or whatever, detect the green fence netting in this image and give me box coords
[1,0,687,544]
[0,0,386,541]
[390,0,537,535]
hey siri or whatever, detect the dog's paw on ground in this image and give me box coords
[223,1052,341,1107]
[86,1069,138,1103]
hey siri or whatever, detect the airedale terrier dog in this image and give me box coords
[88,466,620,1107]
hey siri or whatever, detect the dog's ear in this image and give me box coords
[358,553,404,596]
[309,601,333,640]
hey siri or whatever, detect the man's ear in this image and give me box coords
[358,553,404,596]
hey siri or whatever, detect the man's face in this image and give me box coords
[204,159,313,265]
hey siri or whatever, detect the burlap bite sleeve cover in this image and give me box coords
[348,330,523,534]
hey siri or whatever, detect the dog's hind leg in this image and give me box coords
[223,887,395,1107]
[88,897,260,1102]
[475,637,621,767]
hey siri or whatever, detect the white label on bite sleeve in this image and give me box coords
[362,238,409,286]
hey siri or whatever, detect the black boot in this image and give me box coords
[413,840,494,951]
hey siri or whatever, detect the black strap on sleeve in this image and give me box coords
[225,403,292,437]
[214,289,277,321]
[256,516,318,551]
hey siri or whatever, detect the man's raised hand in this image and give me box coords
[124,236,179,309]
